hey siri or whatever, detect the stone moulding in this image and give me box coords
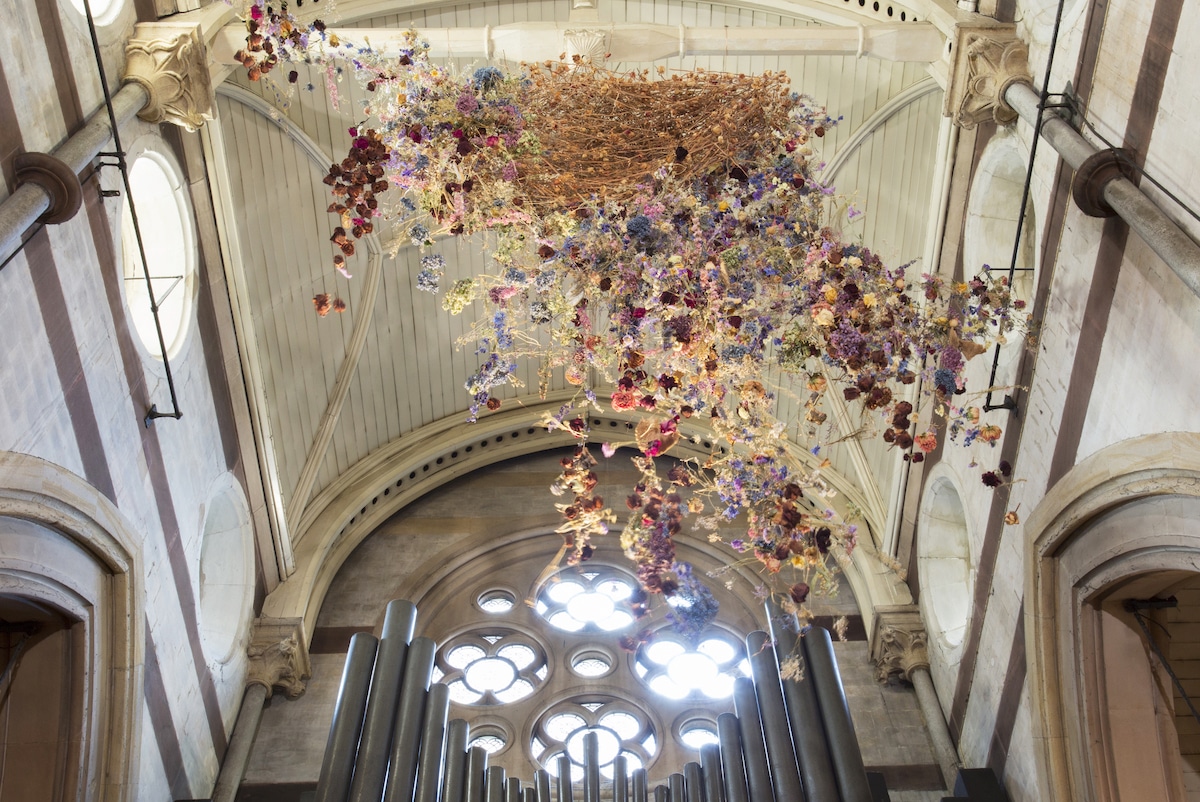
[946,26,1032,129]
[125,22,216,132]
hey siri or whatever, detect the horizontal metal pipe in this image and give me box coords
[0,82,148,265]
[414,683,451,802]
[805,627,872,802]
[1005,80,1200,299]
[350,601,417,802]
[716,713,749,802]
[444,719,471,802]
[315,633,379,802]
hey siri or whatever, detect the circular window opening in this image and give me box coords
[468,726,509,755]
[198,476,254,665]
[121,149,197,360]
[635,630,748,700]
[478,589,516,613]
[66,0,125,26]
[571,649,614,678]
[535,566,639,633]
[917,474,972,653]
[679,720,720,750]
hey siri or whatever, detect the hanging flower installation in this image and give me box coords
[240,3,1021,638]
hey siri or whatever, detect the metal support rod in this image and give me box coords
[486,766,507,802]
[766,607,839,801]
[534,769,553,802]
[350,601,417,802]
[315,633,379,802]
[910,667,959,791]
[211,683,270,802]
[465,746,489,802]
[804,627,873,802]
[583,731,600,802]
[746,631,805,802]
[732,678,776,802]
[632,769,649,802]
[383,637,437,802]
[683,763,704,802]
[1004,80,1200,298]
[700,744,725,802]
[414,683,450,802]
[557,755,574,802]
[612,756,629,802]
[668,773,685,802]
[716,713,749,802]
[443,720,472,802]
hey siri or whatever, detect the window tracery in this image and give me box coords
[434,629,548,705]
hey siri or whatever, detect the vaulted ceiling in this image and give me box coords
[204,0,952,602]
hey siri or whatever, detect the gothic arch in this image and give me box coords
[1026,432,1200,801]
[0,452,144,801]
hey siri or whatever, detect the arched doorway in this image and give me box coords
[1027,433,1200,801]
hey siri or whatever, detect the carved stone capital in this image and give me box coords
[870,605,930,683]
[246,617,311,699]
[124,22,215,132]
[947,27,1032,129]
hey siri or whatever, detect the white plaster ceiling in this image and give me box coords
[210,0,948,552]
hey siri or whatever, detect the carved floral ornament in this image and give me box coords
[870,606,929,683]
[247,617,312,698]
[124,22,216,132]
[950,29,1034,130]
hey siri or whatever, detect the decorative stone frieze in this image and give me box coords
[124,22,215,132]
[246,617,311,699]
[947,28,1032,129]
[870,605,930,683]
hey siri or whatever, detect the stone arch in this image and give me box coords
[1026,432,1200,801]
[0,452,144,801]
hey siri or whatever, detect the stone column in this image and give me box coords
[211,618,312,802]
[947,30,1200,298]
[870,606,960,792]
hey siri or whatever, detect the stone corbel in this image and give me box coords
[870,605,930,683]
[946,27,1032,129]
[124,22,215,132]
[246,617,311,699]
[564,29,610,64]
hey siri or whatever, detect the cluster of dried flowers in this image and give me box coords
[242,3,1021,639]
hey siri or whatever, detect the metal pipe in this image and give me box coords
[557,755,574,802]
[732,677,776,802]
[910,667,959,791]
[534,769,553,802]
[700,744,724,802]
[766,608,839,801]
[507,778,523,802]
[804,627,872,802]
[668,773,685,802]
[211,683,270,802]
[632,769,649,802]
[465,746,489,802]
[486,766,507,802]
[1004,80,1200,298]
[443,720,472,802]
[683,763,704,802]
[350,601,417,802]
[414,683,450,802]
[315,633,379,802]
[383,637,437,802]
[654,786,669,802]
[716,714,749,802]
[613,756,628,802]
[746,631,805,802]
[583,731,600,802]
